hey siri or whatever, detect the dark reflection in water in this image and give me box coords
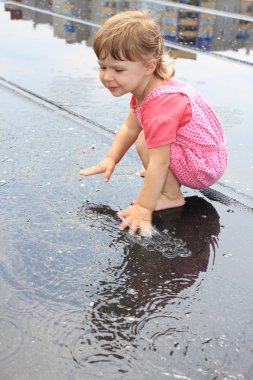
[5,0,253,60]
[75,196,220,373]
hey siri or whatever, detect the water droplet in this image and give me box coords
[127,317,136,322]
[223,253,232,258]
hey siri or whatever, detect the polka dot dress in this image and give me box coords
[134,80,228,189]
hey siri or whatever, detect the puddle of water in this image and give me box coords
[0,172,221,377]
[1,163,253,379]
[80,196,221,257]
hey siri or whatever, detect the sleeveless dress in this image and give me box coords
[130,79,227,189]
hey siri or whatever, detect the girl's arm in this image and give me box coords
[80,109,141,181]
[117,144,170,235]
[105,109,141,164]
[136,144,170,210]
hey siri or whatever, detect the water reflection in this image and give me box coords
[75,196,220,373]
[5,0,253,59]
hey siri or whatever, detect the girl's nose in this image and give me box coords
[103,69,113,81]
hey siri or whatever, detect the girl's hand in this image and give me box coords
[117,204,153,236]
[80,157,116,182]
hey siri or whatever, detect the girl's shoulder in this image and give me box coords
[130,79,190,111]
[163,78,187,89]
[143,78,189,105]
[158,78,190,94]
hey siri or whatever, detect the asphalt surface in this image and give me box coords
[1,2,253,378]
[1,79,253,379]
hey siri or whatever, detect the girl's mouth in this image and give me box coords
[107,85,119,90]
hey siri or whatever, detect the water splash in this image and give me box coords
[126,230,192,258]
[78,196,221,260]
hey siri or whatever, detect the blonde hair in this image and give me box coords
[93,10,174,80]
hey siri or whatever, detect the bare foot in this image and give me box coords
[131,194,185,211]
[155,194,185,211]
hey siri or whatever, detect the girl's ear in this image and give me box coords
[145,58,157,74]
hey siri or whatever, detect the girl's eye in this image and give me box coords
[98,67,125,72]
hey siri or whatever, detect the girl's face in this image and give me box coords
[98,55,151,99]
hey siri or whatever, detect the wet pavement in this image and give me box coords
[1,1,253,379]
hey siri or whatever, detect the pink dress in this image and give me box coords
[130,78,227,189]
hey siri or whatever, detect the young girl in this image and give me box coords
[80,10,227,236]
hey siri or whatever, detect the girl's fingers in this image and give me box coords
[118,219,130,231]
[80,162,115,181]
[117,206,153,236]
[118,213,145,235]
[117,209,129,219]
[129,221,139,235]
[104,166,114,182]
[117,213,132,231]
[80,165,104,176]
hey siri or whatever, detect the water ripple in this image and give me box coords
[0,190,228,378]
[0,317,24,361]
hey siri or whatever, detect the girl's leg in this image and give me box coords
[136,132,185,210]
[156,169,185,210]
